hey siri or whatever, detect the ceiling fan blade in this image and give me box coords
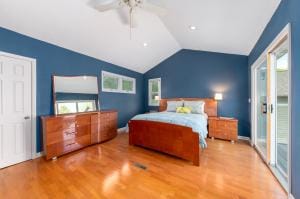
[140,2,167,16]
[89,0,123,12]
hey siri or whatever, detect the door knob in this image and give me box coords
[24,116,31,120]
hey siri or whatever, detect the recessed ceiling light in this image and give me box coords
[143,42,148,47]
[189,26,196,30]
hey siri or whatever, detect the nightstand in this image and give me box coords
[208,117,238,143]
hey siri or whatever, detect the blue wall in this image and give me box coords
[144,49,250,137]
[248,0,300,197]
[290,1,300,197]
[0,27,145,153]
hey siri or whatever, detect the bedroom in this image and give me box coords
[0,0,299,198]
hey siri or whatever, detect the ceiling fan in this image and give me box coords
[89,0,166,30]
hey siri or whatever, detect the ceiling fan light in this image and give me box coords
[143,42,148,47]
[189,25,197,30]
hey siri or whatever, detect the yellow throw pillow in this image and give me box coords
[176,107,182,113]
[176,107,191,114]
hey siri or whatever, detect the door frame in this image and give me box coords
[251,56,268,160]
[0,51,37,160]
[251,23,291,193]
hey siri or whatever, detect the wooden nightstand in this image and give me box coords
[208,117,238,143]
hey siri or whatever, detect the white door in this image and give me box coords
[0,55,32,168]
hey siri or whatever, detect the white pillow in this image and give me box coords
[184,101,205,114]
[166,101,184,112]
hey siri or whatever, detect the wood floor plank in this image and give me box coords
[0,133,287,199]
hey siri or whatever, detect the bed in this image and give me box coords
[128,98,217,166]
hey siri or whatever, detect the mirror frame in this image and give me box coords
[52,75,100,115]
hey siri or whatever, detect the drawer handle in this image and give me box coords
[66,142,76,147]
[65,132,76,136]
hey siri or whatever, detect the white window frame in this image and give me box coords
[101,71,136,94]
[148,78,161,106]
[56,100,97,114]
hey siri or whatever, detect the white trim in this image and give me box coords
[238,136,250,141]
[250,23,291,193]
[117,127,127,133]
[101,70,136,94]
[33,152,44,159]
[289,193,295,199]
[0,51,37,160]
[251,55,267,149]
[288,23,292,196]
[148,78,161,106]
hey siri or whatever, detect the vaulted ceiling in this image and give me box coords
[0,0,281,73]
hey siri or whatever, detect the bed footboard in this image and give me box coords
[128,120,200,166]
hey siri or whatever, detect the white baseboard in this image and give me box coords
[289,193,295,199]
[118,127,127,134]
[238,136,250,141]
[33,151,44,159]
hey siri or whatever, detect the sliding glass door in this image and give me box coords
[255,60,268,158]
[252,26,290,191]
[273,39,289,183]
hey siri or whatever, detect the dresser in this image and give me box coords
[208,117,238,142]
[41,110,117,160]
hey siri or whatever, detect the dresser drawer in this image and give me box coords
[42,111,118,160]
[46,135,90,159]
[208,117,238,141]
[216,120,237,129]
[210,129,224,138]
[76,114,91,126]
[47,125,91,145]
[44,115,90,137]
[227,122,237,130]
[99,112,117,142]
[101,112,117,122]
[209,120,217,129]
[216,120,228,128]
[47,128,76,145]
[45,117,76,132]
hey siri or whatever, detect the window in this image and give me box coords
[148,78,161,106]
[102,71,136,94]
[56,100,96,114]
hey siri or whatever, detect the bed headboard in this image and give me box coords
[159,98,218,117]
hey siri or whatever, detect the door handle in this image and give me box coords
[261,103,268,114]
[24,116,31,120]
[269,104,274,114]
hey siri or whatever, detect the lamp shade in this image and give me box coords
[214,93,223,100]
[154,96,160,101]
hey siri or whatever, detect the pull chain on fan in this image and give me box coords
[130,7,133,39]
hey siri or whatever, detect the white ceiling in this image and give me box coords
[0,0,281,73]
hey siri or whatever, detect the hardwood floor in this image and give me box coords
[0,133,287,199]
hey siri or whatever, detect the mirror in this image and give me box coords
[53,75,99,115]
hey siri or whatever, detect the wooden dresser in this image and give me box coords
[41,110,117,160]
[208,117,238,142]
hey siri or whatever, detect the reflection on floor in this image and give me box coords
[0,134,287,199]
[257,139,267,156]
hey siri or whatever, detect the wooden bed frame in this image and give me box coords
[128,98,217,166]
